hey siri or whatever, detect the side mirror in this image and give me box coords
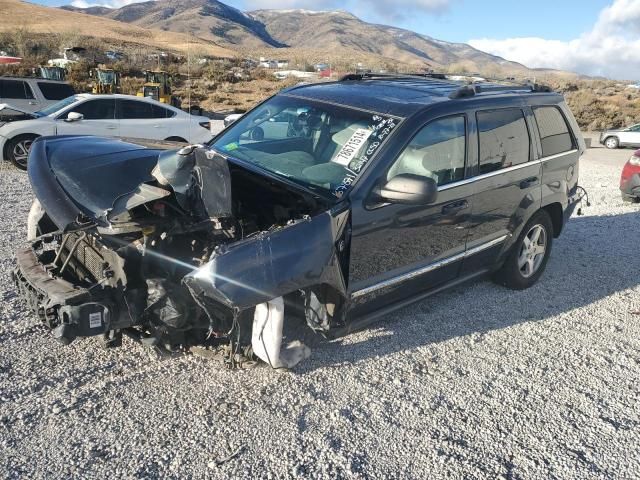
[377,174,438,205]
[66,112,84,122]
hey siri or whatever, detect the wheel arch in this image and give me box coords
[542,202,564,237]
[4,133,40,167]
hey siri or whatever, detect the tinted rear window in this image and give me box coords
[120,100,153,119]
[533,106,575,157]
[477,109,530,174]
[0,79,34,100]
[38,82,75,100]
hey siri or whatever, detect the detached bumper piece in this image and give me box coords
[12,246,114,345]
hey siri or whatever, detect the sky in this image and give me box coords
[33,0,640,79]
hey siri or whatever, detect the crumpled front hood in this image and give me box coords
[28,135,165,230]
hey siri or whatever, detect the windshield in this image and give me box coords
[35,96,79,117]
[211,95,399,199]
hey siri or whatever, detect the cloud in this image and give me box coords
[469,0,640,80]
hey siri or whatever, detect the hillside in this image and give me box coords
[2,0,233,58]
[251,9,529,73]
[63,0,531,73]
[62,0,285,48]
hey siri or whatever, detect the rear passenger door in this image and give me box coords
[0,79,39,113]
[118,99,171,140]
[461,107,542,273]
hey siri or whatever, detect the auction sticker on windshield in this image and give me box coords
[332,128,373,166]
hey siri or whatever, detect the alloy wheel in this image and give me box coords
[12,139,34,169]
[517,224,547,278]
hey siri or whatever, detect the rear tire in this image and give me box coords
[7,134,38,170]
[492,210,554,290]
[604,136,619,149]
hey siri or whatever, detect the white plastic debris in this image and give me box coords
[252,297,310,369]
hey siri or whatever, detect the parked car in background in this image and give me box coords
[620,149,640,202]
[223,112,243,127]
[600,123,640,149]
[0,77,75,116]
[13,74,586,369]
[0,94,218,169]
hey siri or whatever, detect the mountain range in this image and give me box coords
[61,0,533,74]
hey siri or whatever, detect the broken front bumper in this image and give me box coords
[12,246,114,344]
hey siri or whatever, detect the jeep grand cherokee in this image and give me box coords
[13,73,587,369]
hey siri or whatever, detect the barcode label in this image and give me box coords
[89,312,102,329]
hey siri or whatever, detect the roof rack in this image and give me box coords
[339,72,553,99]
[449,82,553,99]
[339,72,453,82]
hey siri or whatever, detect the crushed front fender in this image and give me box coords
[184,209,350,310]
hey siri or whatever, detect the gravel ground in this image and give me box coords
[1,145,639,479]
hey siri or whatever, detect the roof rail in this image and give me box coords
[448,81,553,99]
[338,72,553,98]
[339,72,454,82]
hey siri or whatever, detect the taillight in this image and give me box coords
[199,121,211,130]
[621,156,640,187]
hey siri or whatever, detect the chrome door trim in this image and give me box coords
[437,149,578,192]
[350,234,510,299]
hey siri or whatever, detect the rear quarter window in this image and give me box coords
[37,82,75,101]
[477,108,530,174]
[533,106,576,157]
[0,79,35,100]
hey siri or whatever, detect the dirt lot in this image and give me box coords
[0,142,639,479]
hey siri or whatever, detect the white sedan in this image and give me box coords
[0,94,219,169]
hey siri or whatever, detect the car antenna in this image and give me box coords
[187,32,192,143]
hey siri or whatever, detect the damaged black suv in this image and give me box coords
[13,74,586,369]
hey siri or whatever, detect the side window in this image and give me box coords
[387,115,466,186]
[70,99,116,120]
[37,82,75,101]
[477,109,530,174]
[533,106,575,157]
[150,104,175,119]
[121,100,154,119]
[0,80,34,100]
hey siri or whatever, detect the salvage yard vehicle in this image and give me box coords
[0,76,74,116]
[600,123,640,149]
[13,73,586,369]
[620,149,640,202]
[0,94,215,169]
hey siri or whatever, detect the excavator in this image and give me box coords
[90,68,121,94]
[137,70,180,108]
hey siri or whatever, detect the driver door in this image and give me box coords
[56,98,118,137]
[348,114,474,315]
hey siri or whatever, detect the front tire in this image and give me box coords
[604,136,619,149]
[7,134,38,170]
[493,210,554,290]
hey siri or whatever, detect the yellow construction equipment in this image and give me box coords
[90,68,121,94]
[137,70,180,107]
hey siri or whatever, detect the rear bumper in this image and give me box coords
[621,172,640,200]
[12,245,113,344]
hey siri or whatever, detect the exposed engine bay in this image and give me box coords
[14,138,350,369]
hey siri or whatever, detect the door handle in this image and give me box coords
[105,125,118,130]
[442,200,469,215]
[520,177,538,189]
[28,101,37,105]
